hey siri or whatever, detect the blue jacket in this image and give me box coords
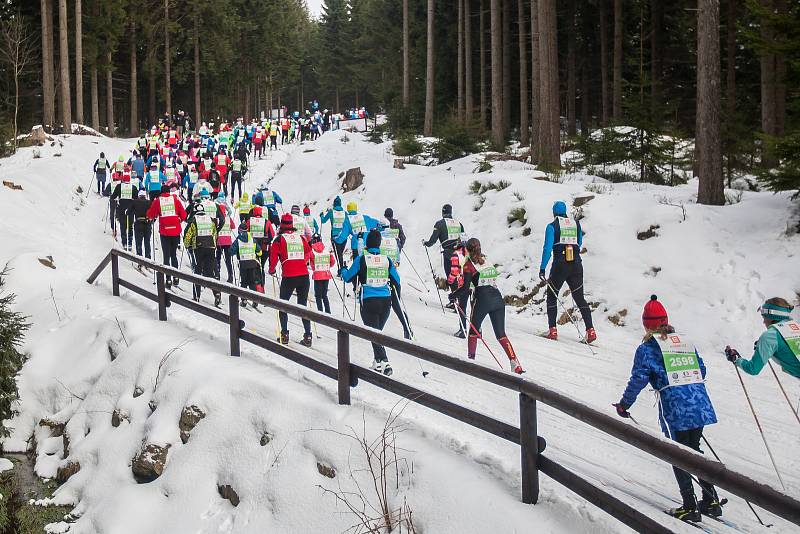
[320,206,346,232]
[540,219,584,270]
[342,248,401,300]
[335,211,380,251]
[253,190,282,208]
[620,337,717,436]
[144,171,167,192]
[146,155,166,169]
[131,158,145,179]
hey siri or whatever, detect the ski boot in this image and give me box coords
[510,358,524,374]
[453,329,466,339]
[545,327,558,341]
[251,302,258,310]
[300,333,313,347]
[370,360,384,374]
[213,292,222,307]
[278,331,289,345]
[383,362,393,376]
[667,506,701,523]
[698,498,723,519]
[165,277,172,290]
[226,276,233,284]
[403,330,412,340]
[173,276,180,287]
[467,353,476,360]
[586,328,597,344]
[240,299,247,307]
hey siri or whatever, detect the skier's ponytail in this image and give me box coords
[466,238,484,265]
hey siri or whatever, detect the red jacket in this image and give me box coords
[310,241,336,281]
[269,230,311,277]
[146,193,187,236]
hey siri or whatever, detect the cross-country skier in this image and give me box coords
[342,229,401,376]
[449,238,523,373]
[380,218,411,339]
[269,213,313,347]
[724,297,800,379]
[447,239,471,338]
[215,196,237,283]
[230,223,262,308]
[109,172,138,251]
[334,201,380,267]
[253,185,283,224]
[310,233,336,313]
[144,161,166,201]
[146,184,187,289]
[613,295,720,523]
[423,204,465,280]
[320,196,347,269]
[93,152,111,195]
[183,202,223,306]
[131,190,153,259]
[539,200,596,343]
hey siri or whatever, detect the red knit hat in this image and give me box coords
[252,206,262,217]
[642,295,669,330]
[303,205,311,215]
[280,213,294,231]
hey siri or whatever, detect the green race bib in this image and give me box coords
[656,334,703,387]
[159,196,175,217]
[557,217,579,245]
[365,254,389,287]
[773,321,800,357]
[196,215,213,237]
[284,233,304,260]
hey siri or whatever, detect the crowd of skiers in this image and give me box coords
[92,111,799,526]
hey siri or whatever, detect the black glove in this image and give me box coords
[612,403,631,419]
[539,269,546,281]
[448,292,457,304]
[724,346,740,363]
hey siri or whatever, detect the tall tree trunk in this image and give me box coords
[612,0,622,120]
[402,0,410,108]
[566,0,577,136]
[696,0,723,205]
[530,0,539,160]
[759,0,776,166]
[58,0,71,130]
[74,0,83,124]
[106,51,114,135]
[148,52,155,127]
[517,0,529,146]
[501,0,511,135]
[465,0,474,122]
[490,0,503,146]
[41,0,55,128]
[458,0,465,121]
[423,0,435,136]
[580,3,591,134]
[580,60,590,135]
[129,21,138,135]
[650,0,662,120]
[537,0,559,168]
[164,0,171,116]
[599,0,609,124]
[90,63,99,130]
[774,0,786,136]
[194,9,201,123]
[725,0,736,117]
[480,0,487,128]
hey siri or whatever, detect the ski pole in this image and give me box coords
[453,301,504,370]
[767,361,800,426]
[732,361,786,489]
[271,274,281,340]
[331,276,354,321]
[401,249,430,291]
[423,246,447,315]
[396,289,428,377]
[85,172,96,198]
[545,279,596,356]
[700,435,772,528]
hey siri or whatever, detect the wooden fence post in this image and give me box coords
[156,272,167,321]
[337,330,351,405]
[229,294,240,357]
[111,253,120,297]
[520,392,539,504]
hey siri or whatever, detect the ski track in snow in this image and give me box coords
[0,131,797,533]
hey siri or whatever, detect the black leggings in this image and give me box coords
[193,247,216,298]
[389,288,411,336]
[279,275,311,335]
[314,279,330,313]
[360,297,392,362]
[160,235,180,268]
[332,239,347,270]
[230,172,242,199]
[117,210,133,248]
[672,427,717,508]
[546,260,593,329]
[470,289,506,339]
[216,246,233,281]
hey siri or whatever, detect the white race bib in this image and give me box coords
[656,334,704,387]
[557,217,579,245]
[284,233,304,261]
[159,196,175,217]
[365,254,389,287]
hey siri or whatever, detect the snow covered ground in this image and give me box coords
[0,129,798,533]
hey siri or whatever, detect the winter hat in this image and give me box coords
[347,201,358,212]
[303,205,311,216]
[384,208,394,219]
[199,189,210,198]
[216,192,226,202]
[759,299,794,322]
[291,204,301,215]
[252,206,263,217]
[280,213,295,231]
[642,295,669,330]
[552,201,568,217]
[137,190,147,198]
[442,204,453,217]
[160,185,170,194]
[195,203,205,214]
[310,233,322,244]
[333,196,342,207]
[366,228,382,249]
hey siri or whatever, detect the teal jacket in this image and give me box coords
[737,320,800,378]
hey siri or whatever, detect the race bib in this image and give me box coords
[365,254,389,287]
[445,218,462,241]
[332,210,346,229]
[196,215,213,237]
[264,191,275,206]
[293,215,305,233]
[232,160,242,171]
[250,217,266,238]
[476,261,499,287]
[773,321,800,357]
[239,240,256,261]
[380,237,399,263]
[557,217,579,245]
[349,214,366,234]
[121,183,133,200]
[314,251,331,272]
[657,334,704,387]
[202,200,217,218]
[159,196,175,217]
[284,233,304,260]
[219,219,234,240]
[189,171,198,185]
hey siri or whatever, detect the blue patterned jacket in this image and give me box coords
[620,337,717,436]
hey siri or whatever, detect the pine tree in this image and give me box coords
[0,271,29,444]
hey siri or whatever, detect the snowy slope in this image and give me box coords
[0,130,797,533]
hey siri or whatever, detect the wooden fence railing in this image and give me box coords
[87,248,800,533]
